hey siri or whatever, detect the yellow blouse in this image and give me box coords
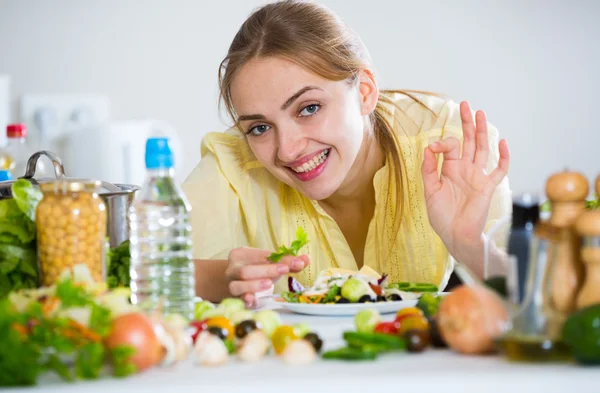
[182,93,512,294]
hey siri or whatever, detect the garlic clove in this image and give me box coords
[282,339,317,365]
[237,330,270,362]
[194,331,229,367]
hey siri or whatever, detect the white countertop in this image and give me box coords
[11,308,600,393]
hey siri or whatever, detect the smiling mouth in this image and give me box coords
[289,149,331,173]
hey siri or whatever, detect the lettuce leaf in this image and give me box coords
[0,180,42,297]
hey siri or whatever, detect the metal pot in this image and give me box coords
[0,151,140,248]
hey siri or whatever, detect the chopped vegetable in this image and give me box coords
[322,346,378,361]
[268,227,308,262]
[355,309,381,333]
[194,300,216,320]
[341,277,372,303]
[253,310,282,338]
[216,298,245,317]
[272,325,299,355]
[106,240,131,289]
[374,321,400,335]
[397,315,430,337]
[415,293,442,318]
[206,316,235,339]
[288,277,305,293]
[282,339,317,365]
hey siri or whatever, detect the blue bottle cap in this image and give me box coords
[0,170,14,181]
[145,137,174,169]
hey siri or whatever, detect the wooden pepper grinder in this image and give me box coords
[575,208,600,309]
[545,170,589,314]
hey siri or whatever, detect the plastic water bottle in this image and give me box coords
[129,137,195,320]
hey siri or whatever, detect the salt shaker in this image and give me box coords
[545,171,588,314]
[575,209,600,309]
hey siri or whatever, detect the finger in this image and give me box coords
[229,278,272,297]
[428,137,461,161]
[421,146,441,197]
[242,293,256,309]
[238,263,289,280]
[473,110,490,168]
[229,247,272,265]
[490,139,510,185]
[460,101,476,162]
[279,255,310,272]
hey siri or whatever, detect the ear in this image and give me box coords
[357,69,379,116]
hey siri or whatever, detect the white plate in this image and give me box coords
[275,299,418,316]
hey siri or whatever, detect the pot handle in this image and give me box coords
[21,151,66,180]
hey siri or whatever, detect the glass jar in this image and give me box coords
[36,180,107,286]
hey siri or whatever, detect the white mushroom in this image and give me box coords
[282,339,317,365]
[237,330,270,362]
[194,331,229,367]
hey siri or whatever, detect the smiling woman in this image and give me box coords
[182,0,512,306]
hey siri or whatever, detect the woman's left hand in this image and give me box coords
[421,101,510,266]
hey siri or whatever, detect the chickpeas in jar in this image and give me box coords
[36,180,107,286]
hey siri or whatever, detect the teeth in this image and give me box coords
[292,150,329,173]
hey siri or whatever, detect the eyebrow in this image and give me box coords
[237,85,322,122]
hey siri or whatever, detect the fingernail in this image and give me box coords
[292,259,304,270]
[277,264,289,274]
[261,279,272,289]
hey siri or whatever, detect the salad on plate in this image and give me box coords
[280,266,439,305]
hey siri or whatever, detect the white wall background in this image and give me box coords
[0,0,598,195]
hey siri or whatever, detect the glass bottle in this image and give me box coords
[496,221,572,362]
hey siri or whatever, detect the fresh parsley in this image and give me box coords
[268,227,309,262]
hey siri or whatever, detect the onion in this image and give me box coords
[437,284,509,355]
[105,312,165,372]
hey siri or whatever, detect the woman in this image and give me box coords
[182,0,512,306]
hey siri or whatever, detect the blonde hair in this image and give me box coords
[218,0,437,260]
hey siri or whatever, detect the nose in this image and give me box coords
[276,126,307,164]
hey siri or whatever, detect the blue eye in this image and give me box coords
[300,104,320,117]
[247,124,271,136]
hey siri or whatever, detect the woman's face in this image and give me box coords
[230,56,378,201]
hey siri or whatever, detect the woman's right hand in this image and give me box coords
[225,246,310,308]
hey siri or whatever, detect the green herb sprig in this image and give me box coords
[268,227,308,262]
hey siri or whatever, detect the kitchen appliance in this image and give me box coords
[0,151,139,248]
[56,119,184,187]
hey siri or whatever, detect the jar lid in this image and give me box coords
[39,179,102,193]
[7,123,26,138]
[0,151,139,200]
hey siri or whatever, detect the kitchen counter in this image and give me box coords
[13,307,600,393]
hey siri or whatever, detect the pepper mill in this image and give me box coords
[545,170,589,314]
[575,209,600,309]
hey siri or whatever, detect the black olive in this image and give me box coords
[376,295,387,302]
[336,297,350,304]
[404,329,431,353]
[358,295,375,303]
[207,326,228,340]
[304,332,323,353]
[428,318,447,348]
[235,320,258,339]
[387,294,402,301]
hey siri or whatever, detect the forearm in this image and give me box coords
[193,259,232,303]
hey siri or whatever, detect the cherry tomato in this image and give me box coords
[271,325,299,355]
[206,316,235,339]
[395,307,424,324]
[373,321,400,335]
[190,319,208,344]
[397,315,430,337]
